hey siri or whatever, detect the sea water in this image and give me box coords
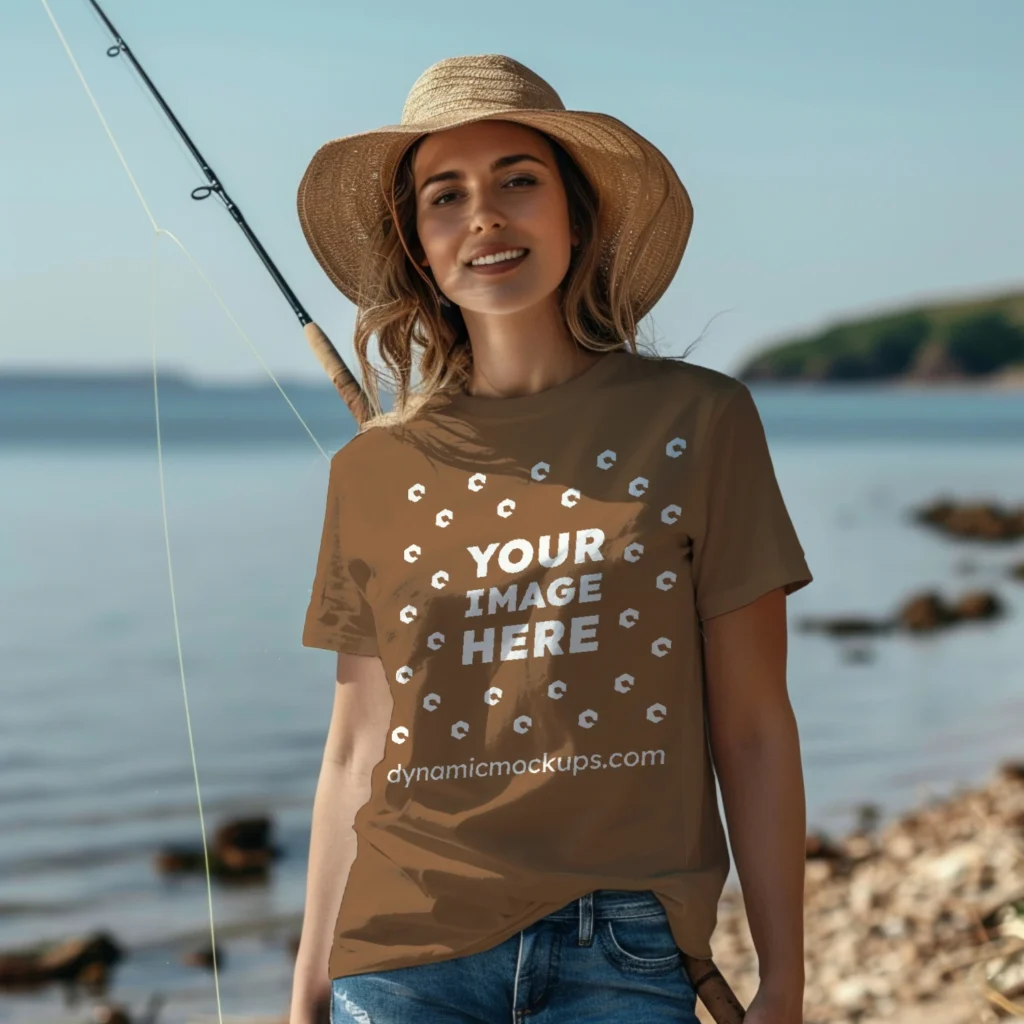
[1,381,1023,1023]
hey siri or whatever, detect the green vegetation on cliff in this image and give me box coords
[738,288,1024,383]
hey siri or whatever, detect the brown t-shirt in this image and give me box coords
[302,348,813,979]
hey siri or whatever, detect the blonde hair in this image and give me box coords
[349,126,678,432]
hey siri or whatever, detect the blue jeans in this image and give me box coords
[330,888,699,1023]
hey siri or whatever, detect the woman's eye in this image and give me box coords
[431,176,536,206]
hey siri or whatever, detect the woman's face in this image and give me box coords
[412,120,579,316]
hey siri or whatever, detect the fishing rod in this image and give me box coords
[85,0,370,426]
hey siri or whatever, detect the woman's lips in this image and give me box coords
[466,251,529,275]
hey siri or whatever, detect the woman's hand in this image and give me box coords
[289,989,330,1024]
[741,983,804,1023]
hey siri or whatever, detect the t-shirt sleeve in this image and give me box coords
[691,383,813,622]
[302,454,380,656]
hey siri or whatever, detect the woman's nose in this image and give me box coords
[466,195,507,232]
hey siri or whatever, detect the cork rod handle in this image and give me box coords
[682,954,746,1023]
[304,321,370,427]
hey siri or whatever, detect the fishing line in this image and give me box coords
[37,1,336,1020]
[37,0,330,459]
[147,230,225,1024]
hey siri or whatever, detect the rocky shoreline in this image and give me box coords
[797,498,1024,650]
[10,762,1022,1024]
[698,760,1024,1024]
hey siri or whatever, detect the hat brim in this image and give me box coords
[296,108,692,320]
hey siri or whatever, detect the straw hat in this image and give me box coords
[297,54,693,320]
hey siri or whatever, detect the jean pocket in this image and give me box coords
[597,913,684,975]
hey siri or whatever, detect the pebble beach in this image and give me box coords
[699,759,1024,1023]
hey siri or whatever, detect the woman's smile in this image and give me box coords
[466,249,530,276]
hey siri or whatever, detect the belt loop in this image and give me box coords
[578,891,594,946]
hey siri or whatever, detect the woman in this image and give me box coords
[290,54,812,1024]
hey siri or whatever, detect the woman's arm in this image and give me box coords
[702,586,807,1018]
[289,652,392,1024]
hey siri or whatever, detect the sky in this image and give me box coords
[2,0,1022,383]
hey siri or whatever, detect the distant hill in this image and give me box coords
[737,288,1024,385]
[0,369,331,393]
[0,369,360,447]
